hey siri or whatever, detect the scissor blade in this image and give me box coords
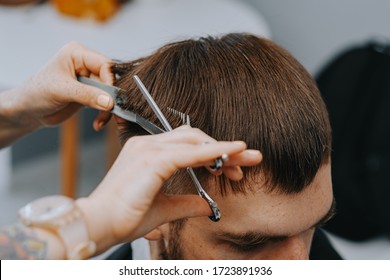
[77,75,121,99]
[77,76,164,134]
[136,115,165,134]
[133,75,173,132]
[77,75,134,121]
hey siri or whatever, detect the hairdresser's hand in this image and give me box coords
[76,126,262,255]
[0,42,114,147]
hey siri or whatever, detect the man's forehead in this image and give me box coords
[204,164,333,237]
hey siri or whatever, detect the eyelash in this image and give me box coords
[228,237,287,253]
[227,222,332,254]
[229,242,267,253]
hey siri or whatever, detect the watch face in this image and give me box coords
[19,195,74,224]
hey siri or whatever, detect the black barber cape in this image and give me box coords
[106,229,342,260]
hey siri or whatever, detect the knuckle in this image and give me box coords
[125,135,141,145]
[59,41,81,56]
[187,127,204,138]
[66,41,82,50]
[124,135,148,150]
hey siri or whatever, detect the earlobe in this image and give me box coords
[145,225,170,260]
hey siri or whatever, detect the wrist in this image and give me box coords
[75,197,115,255]
[0,87,40,146]
[19,195,96,259]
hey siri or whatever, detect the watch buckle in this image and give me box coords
[69,241,96,260]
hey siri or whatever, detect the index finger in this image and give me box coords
[71,43,114,84]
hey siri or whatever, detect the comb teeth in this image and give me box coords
[167,107,191,125]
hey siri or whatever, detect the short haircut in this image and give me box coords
[111,33,332,195]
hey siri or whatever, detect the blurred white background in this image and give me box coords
[246,0,390,74]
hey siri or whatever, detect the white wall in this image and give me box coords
[244,0,390,74]
[0,148,11,191]
[0,0,270,89]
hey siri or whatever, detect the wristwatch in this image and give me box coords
[18,195,96,259]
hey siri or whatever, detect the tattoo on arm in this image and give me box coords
[0,224,47,260]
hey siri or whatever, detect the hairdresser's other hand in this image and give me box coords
[19,41,114,127]
[1,42,113,141]
[76,126,262,255]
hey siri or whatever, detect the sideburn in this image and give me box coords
[157,220,186,260]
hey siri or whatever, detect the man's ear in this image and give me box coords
[114,115,127,129]
[144,223,169,241]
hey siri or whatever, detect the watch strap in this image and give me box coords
[56,205,96,260]
[19,195,96,260]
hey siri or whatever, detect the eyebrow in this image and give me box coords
[216,197,336,246]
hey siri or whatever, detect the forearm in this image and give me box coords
[0,87,40,148]
[0,224,65,260]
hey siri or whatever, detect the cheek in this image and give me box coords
[177,230,215,259]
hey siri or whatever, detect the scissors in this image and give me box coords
[77,75,221,222]
[77,76,164,135]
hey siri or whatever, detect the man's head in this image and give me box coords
[111,33,333,259]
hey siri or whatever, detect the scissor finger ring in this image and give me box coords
[209,153,229,171]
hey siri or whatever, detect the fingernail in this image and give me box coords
[97,95,111,109]
[247,150,262,156]
[233,141,245,145]
[98,121,106,130]
[94,121,104,131]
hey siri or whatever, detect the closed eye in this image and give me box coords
[218,198,337,254]
[228,236,287,253]
[229,241,266,253]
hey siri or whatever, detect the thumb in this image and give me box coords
[127,195,214,242]
[69,82,114,111]
[161,195,213,223]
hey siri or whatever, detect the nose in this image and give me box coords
[265,235,310,260]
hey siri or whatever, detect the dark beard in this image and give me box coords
[157,220,186,260]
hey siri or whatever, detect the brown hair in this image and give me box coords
[111,33,331,195]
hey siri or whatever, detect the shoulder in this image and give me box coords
[310,229,343,260]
